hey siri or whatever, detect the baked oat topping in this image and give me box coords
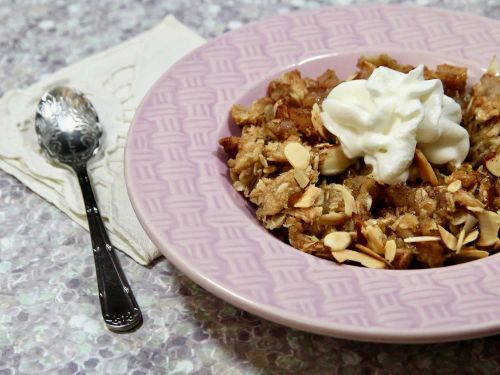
[219,54,500,269]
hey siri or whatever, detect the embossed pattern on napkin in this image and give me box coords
[0,16,205,265]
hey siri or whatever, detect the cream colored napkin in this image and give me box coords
[0,16,205,265]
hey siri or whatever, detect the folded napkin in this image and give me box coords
[0,16,205,265]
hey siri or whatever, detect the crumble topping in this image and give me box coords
[219,54,500,269]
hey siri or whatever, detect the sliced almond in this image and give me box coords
[276,182,289,194]
[485,153,500,177]
[318,145,352,176]
[461,249,490,258]
[258,154,268,168]
[233,181,245,192]
[476,210,500,247]
[331,249,386,269]
[466,206,484,213]
[463,214,479,233]
[355,244,389,265]
[318,212,347,225]
[293,186,323,208]
[463,230,479,245]
[311,103,329,139]
[414,148,438,186]
[293,169,309,189]
[403,236,441,243]
[384,240,397,262]
[263,165,277,174]
[447,180,462,193]
[455,228,466,253]
[487,55,498,75]
[263,214,286,230]
[450,249,489,263]
[331,184,356,217]
[438,225,458,250]
[456,190,484,208]
[324,231,351,251]
[284,142,310,170]
[363,225,386,254]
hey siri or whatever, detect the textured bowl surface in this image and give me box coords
[125,5,500,343]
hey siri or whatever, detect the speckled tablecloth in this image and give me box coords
[2,1,500,374]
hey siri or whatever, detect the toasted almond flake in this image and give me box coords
[318,212,346,225]
[258,154,268,168]
[233,181,245,192]
[404,236,441,243]
[276,182,289,194]
[463,214,479,233]
[293,169,309,189]
[363,225,386,254]
[284,142,310,170]
[293,186,323,208]
[263,214,286,230]
[253,163,261,175]
[466,206,484,213]
[447,180,462,193]
[355,244,389,265]
[476,210,500,246]
[318,145,352,176]
[485,153,500,177]
[456,190,484,208]
[438,225,458,250]
[414,148,438,186]
[487,55,498,75]
[311,103,329,139]
[263,165,277,174]
[455,228,466,253]
[331,249,386,269]
[463,230,479,245]
[462,249,490,258]
[324,231,352,251]
[451,249,489,261]
[384,240,397,262]
[332,184,356,217]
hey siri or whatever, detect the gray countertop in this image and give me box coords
[2,1,500,374]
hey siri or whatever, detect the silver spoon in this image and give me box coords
[35,87,142,332]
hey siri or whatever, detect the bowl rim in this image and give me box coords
[125,4,500,343]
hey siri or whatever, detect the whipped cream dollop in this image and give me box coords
[320,65,470,185]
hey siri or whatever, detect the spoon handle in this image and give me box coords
[74,165,142,332]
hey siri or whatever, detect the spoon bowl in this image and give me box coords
[35,87,102,166]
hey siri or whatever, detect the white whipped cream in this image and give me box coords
[320,65,470,185]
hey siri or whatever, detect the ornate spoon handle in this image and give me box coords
[74,165,142,332]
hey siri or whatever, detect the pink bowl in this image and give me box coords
[125,5,500,343]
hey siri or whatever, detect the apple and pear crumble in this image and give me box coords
[218,54,500,269]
